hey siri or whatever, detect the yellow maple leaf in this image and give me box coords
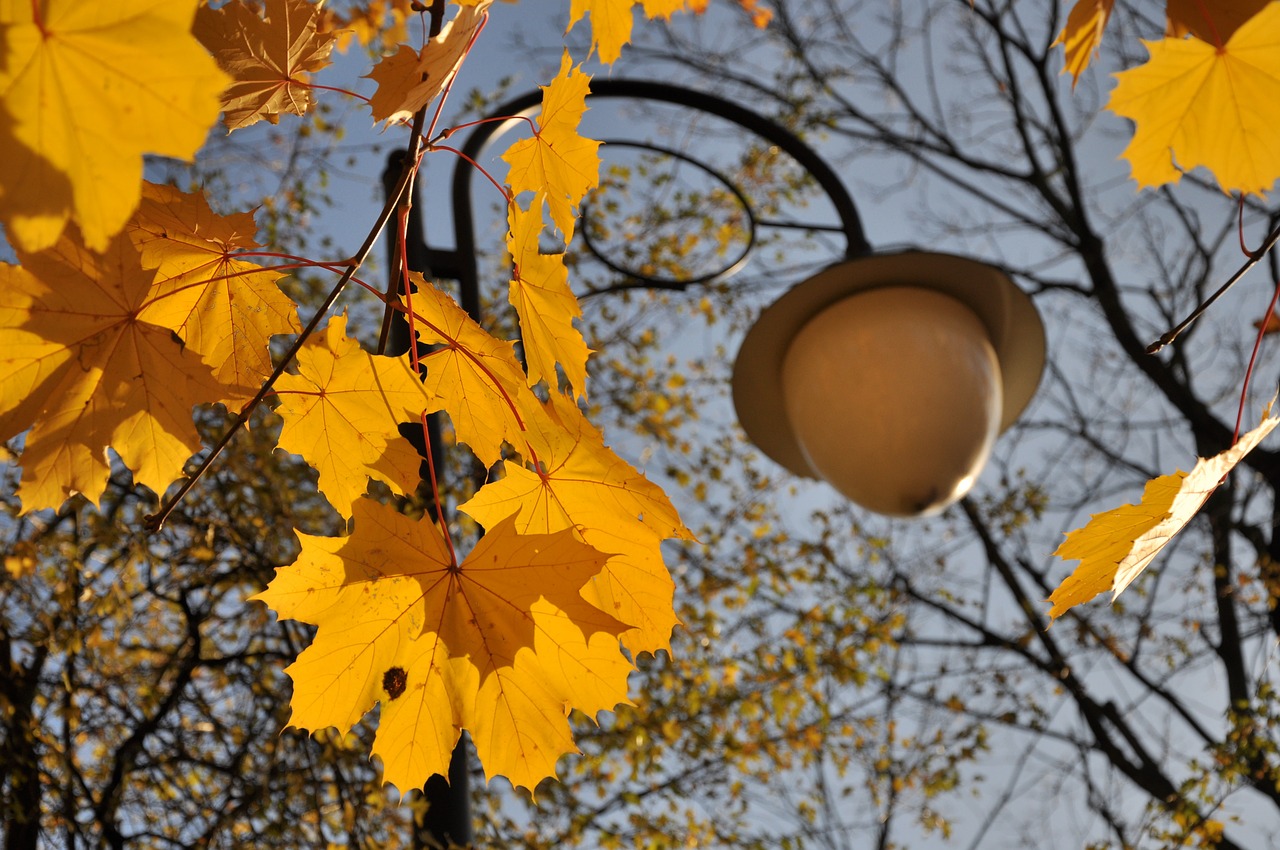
[365,0,492,124]
[401,273,542,468]
[1165,0,1269,43]
[255,500,633,792]
[507,198,593,397]
[130,183,300,402]
[0,1,229,252]
[462,391,691,654]
[641,0,688,17]
[321,0,414,53]
[1107,2,1280,196]
[1053,0,1115,84]
[501,51,601,241]
[566,0,721,62]
[195,0,336,131]
[273,315,434,518]
[0,230,226,512]
[1048,406,1279,620]
[567,0,634,64]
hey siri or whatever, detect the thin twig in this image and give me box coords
[374,0,457,356]
[144,109,431,533]
[1147,217,1280,354]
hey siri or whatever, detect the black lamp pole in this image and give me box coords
[381,80,877,849]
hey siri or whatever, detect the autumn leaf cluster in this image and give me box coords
[0,0,791,793]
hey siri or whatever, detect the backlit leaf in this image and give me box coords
[0,230,227,511]
[507,198,592,397]
[195,0,336,131]
[463,391,690,654]
[501,51,601,241]
[567,0,634,64]
[1048,404,1279,620]
[273,315,433,518]
[366,0,492,124]
[1052,0,1115,84]
[0,1,229,252]
[1165,0,1269,43]
[130,183,300,402]
[565,0,717,63]
[641,0,689,18]
[401,273,541,468]
[321,0,414,52]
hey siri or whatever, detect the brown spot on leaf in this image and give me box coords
[382,666,407,700]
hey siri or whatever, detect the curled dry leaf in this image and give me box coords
[1048,402,1280,620]
[1052,0,1115,84]
[366,0,493,124]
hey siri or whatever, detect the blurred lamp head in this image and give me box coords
[732,252,1045,517]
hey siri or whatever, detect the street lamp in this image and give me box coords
[733,251,1044,516]
[385,78,1045,845]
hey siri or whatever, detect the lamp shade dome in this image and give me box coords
[780,287,1001,515]
[732,251,1045,517]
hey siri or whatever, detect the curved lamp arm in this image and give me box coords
[398,79,872,320]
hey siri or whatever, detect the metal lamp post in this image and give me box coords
[383,78,1045,846]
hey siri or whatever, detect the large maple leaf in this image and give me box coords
[0,231,227,512]
[0,1,229,252]
[366,0,492,124]
[463,391,691,654]
[273,315,433,518]
[402,274,544,469]
[1048,405,1279,620]
[255,499,634,792]
[130,183,300,402]
[507,198,592,397]
[195,0,336,131]
[1108,1,1280,196]
[501,51,601,241]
